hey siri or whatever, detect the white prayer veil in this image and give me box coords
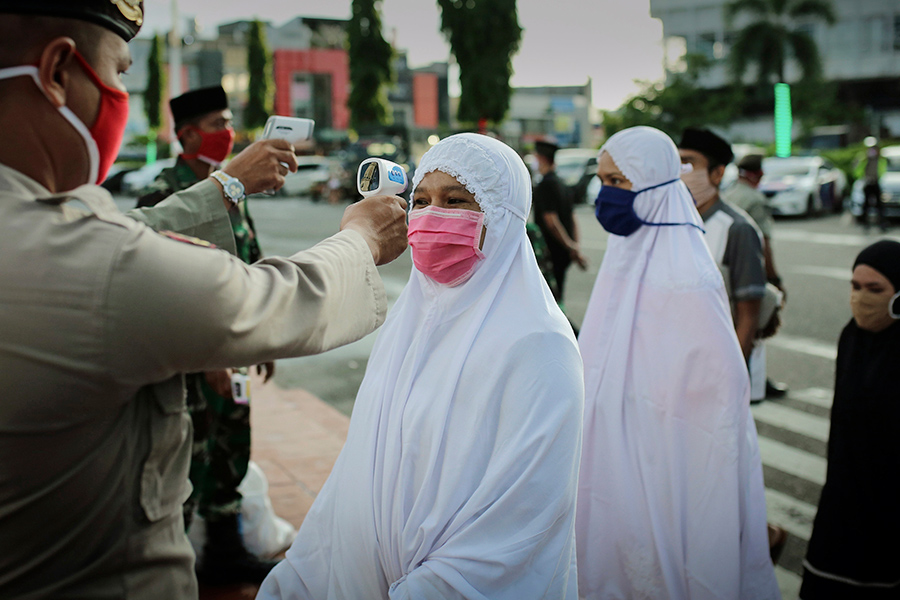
[575,127,779,599]
[259,133,584,600]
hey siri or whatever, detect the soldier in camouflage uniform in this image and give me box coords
[137,86,275,585]
[526,221,559,300]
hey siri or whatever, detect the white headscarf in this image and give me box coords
[575,127,779,599]
[259,133,584,600]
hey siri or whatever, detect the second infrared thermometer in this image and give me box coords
[357,158,408,198]
[260,116,315,195]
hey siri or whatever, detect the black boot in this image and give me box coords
[197,513,279,586]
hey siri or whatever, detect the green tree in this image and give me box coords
[603,54,743,138]
[726,0,836,89]
[347,0,394,131]
[438,0,522,127]
[142,33,166,162]
[144,33,165,132]
[245,20,273,131]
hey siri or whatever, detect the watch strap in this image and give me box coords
[210,170,245,203]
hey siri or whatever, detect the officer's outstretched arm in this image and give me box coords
[103,225,386,385]
[126,180,237,256]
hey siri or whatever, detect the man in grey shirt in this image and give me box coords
[723,154,788,399]
[679,129,766,363]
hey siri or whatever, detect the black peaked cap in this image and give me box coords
[170,86,229,126]
[534,139,559,161]
[679,127,734,166]
[0,0,143,41]
[737,154,763,172]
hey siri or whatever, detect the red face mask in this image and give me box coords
[72,51,130,184]
[181,126,235,166]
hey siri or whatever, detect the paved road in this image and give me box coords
[118,193,899,598]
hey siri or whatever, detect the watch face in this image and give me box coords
[227,181,244,199]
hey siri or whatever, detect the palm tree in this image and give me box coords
[726,0,836,89]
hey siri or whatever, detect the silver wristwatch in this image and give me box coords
[210,170,245,204]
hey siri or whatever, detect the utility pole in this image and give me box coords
[169,0,182,99]
[166,0,181,157]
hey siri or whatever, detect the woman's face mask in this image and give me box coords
[593,150,702,237]
[407,206,485,286]
[850,265,900,332]
[594,179,681,236]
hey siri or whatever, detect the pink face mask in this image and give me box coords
[408,206,485,287]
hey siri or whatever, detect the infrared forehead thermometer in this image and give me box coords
[357,158,408,197]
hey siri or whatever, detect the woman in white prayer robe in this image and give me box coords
[258,133,584,600]
[575,126,780,600]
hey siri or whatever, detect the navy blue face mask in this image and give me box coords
[594,178,704,237]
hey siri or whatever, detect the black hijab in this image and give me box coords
[805,240,900,584]
[854,239,900,315]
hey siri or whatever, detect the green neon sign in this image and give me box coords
[774,83,792,158]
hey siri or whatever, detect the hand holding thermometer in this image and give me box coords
[357,158,408,198]
[260,116,315,195]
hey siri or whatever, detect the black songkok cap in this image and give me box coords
[534,139,559,161]
[737,154,763,173]
[0,0,143,41]
[679,127,734,166]
[854,240,900,292]
[170,86,229,128]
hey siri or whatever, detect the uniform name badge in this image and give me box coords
[231,372,251,405]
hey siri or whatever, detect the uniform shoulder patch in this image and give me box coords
[158,230,217,248]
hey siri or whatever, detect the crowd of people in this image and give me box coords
[1,2,898,600]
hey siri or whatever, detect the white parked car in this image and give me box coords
[848,146,900,219]
[758,156,847,216]
[280,155,334,197]
[121,158,177,195]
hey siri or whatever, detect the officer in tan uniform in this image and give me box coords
[0,2,408,599]
[139,86,282,586]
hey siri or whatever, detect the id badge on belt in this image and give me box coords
[231,370,251,405]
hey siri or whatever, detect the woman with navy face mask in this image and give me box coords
[576,127,780,599]
[259,133,584,599]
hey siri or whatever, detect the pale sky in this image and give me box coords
[140,0,665,111]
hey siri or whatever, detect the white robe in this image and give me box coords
[575,127,780,600]
[259,133,584,600]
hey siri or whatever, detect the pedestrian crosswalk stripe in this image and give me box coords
[774,228,900,247]
[788,387,833,409]
[764,487,817,541]
[752,401,831,443]
[785,265,851,281]
[768,333,838,361]
[758,436,827,486]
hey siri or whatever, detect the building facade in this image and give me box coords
[501,81,600,150]
[649,0,900,139]
[123,16,449,154]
